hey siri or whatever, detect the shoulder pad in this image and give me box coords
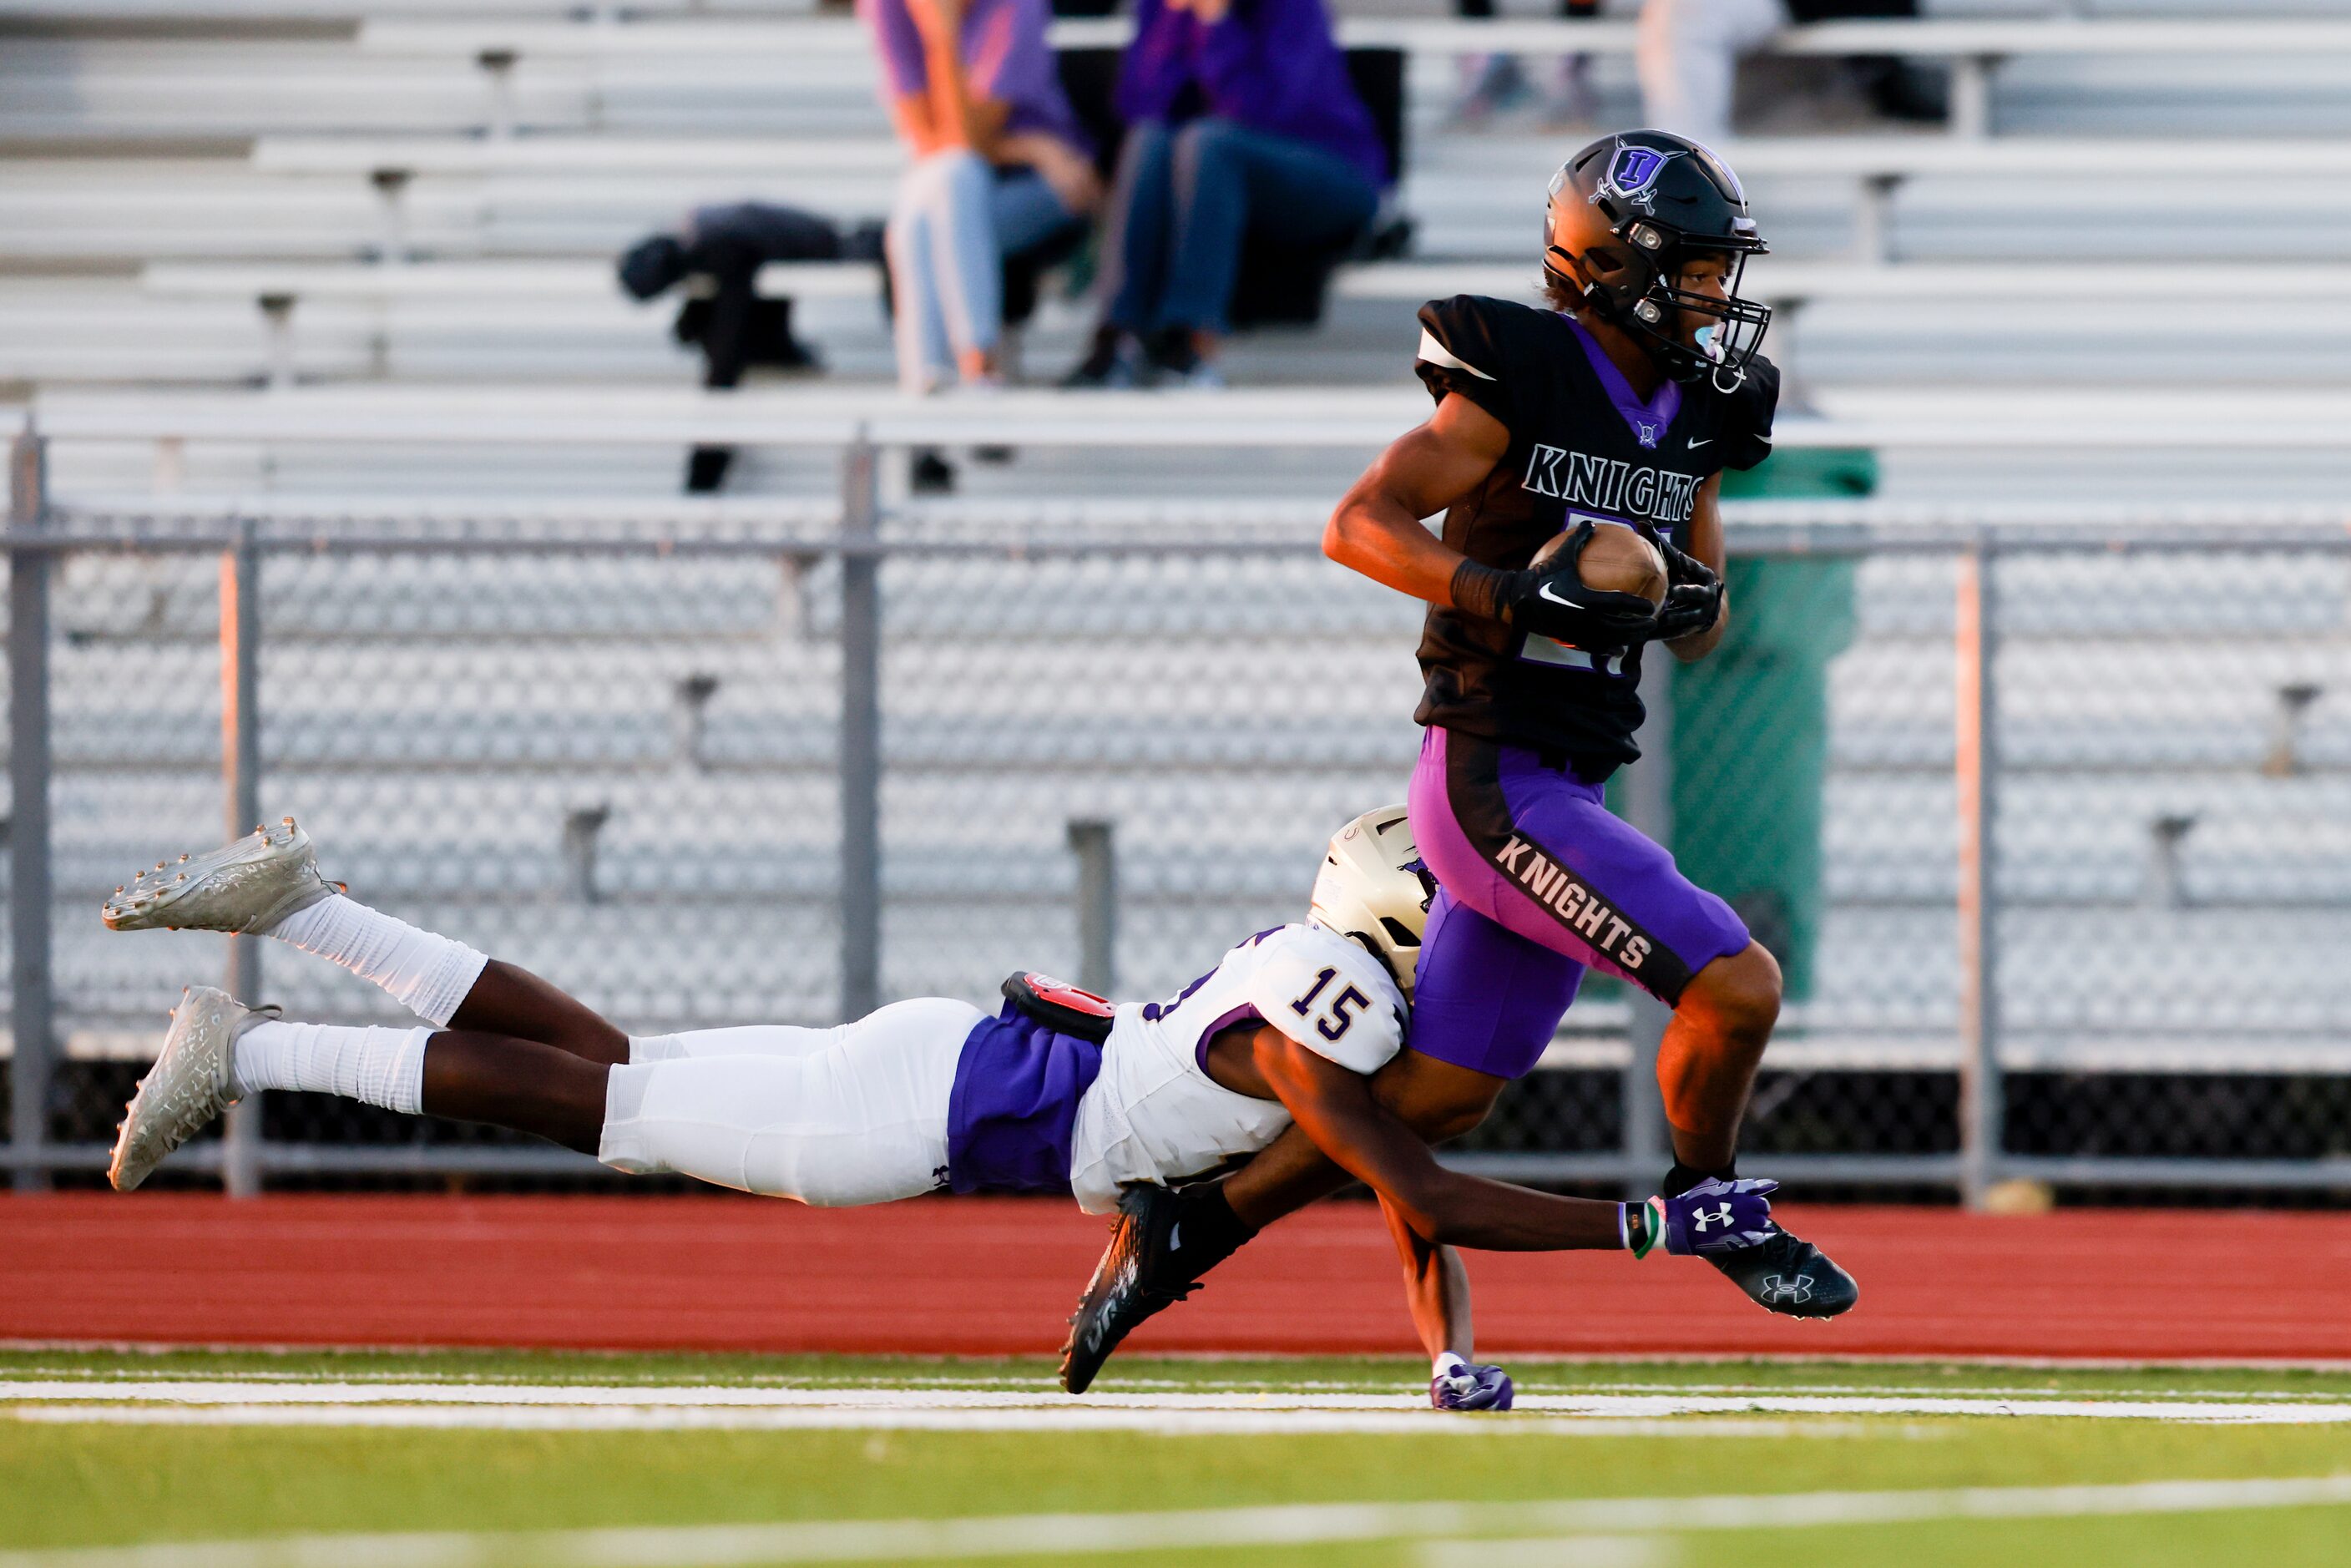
[1716,352,1780,471]
[1416,295,1536,385]
[1734,353,1780,422]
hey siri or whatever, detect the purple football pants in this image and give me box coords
[1406,725,1752,1080]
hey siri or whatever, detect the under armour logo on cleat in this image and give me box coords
[1761,1273,1815,1306]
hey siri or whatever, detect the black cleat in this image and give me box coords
[1706,1225,1858,1319]
[1059,1183,1251,1394]
[1060,1185,1191,1394]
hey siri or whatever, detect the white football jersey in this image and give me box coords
[1066,923,1408,1214]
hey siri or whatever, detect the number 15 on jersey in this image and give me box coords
[1291,967,1369,1042]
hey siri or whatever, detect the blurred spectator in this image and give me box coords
[1451,0,1600,130]
[618,201,879,493]
[862,0,1100,392]
[620,204,842,387]
[1064,0,1389,390]
[1638,0,1937,145]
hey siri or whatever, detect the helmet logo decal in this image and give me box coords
[1597,143,1677,215]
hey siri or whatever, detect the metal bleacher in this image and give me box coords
[11,1,2351,501]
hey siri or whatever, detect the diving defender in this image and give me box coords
[103,814,1776,1410]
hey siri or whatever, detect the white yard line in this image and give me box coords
[1420,1539,1666,1568]
[11,1406,1887,1439]
[4,1476,2350,1568]
[12,1370,2345,1403]
[3,1381,2348,1426]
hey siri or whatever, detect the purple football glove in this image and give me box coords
[1431,1362,1515,1412]
[1644,1176,1778,1257]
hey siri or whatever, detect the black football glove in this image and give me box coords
[1652,536,1724,644]
[1453,522,1660,651]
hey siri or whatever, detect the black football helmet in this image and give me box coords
[1542,130,1771,391]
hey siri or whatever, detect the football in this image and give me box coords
[1530,523,1669,606]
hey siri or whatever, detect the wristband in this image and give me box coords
[1450,559,1514,624]
[1625,1196,1667,1260]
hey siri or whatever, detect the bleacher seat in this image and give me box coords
[6,0,2349,502]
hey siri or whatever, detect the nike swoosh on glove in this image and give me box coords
[1653,1176,1779,1256]
[1431,1363,1515,1412]
[1498,523,1662,649]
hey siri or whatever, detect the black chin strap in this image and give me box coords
[1540,245,1598,308]
[1545,243,1676,370]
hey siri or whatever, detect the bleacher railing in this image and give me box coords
[6,430,2349,1202]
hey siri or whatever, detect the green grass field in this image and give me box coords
[6,1348,2351,1566]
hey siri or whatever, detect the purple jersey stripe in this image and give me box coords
[1193,1004,1266,1077]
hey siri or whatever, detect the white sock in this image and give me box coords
[231,1019,429,1113]
[264,893,488,1028]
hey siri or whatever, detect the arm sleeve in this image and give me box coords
[1717,353,1780,473]
[968,0,1059,119]
[1194,0,1315,128]
[1245,936,1405,1076]
[1413,295,1519,431]
[860,0,928,100]
[1115,0,1183,124]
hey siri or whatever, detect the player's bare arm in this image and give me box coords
[1322,393,1510,607]
[1380,1198,1514,1411]
[1380,1196,1473,1358]
[1191,1016,1769,1257]
[1216,1047,1504,1230]
[1216,1021,1624,1251]
[1201,1013,1529,1412]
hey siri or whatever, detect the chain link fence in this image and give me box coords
[6,453,2349,1200]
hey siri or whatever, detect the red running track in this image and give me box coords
[5,1194,2349,1363]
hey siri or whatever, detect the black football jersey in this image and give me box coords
[1411,294,1778,776]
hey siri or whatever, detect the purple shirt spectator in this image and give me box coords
[1116,0,1388,190]
[859,0,1088,149]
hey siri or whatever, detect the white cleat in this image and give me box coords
[109,985,279,1192]
[102,817,336,934]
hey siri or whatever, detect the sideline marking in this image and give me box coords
[4,1381,2348,1427]
[3,1475,2349,1567]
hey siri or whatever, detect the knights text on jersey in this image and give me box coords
[1065,923,1407,1214]
[1413,294,1779,775]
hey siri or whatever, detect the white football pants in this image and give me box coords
[598,998,983,1206]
